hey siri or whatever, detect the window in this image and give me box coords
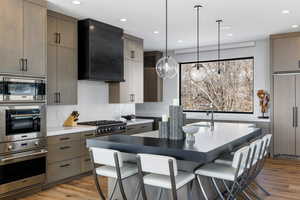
[180,57,254,113]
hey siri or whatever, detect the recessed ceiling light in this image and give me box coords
[221,26,231,30]
[282,10,290,14]
[227,33,233,37]
[292,24,299,28]
[120,18,127,22]
[72,0,81,5]
[177,40,183,43]
[153,31,159,34]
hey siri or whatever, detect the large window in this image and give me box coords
[180,57,254,113]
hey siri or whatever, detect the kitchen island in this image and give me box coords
[87,122,262,200]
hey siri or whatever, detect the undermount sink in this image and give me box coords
[189,122,211,127]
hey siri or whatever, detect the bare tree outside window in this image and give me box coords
[180,57,254,113]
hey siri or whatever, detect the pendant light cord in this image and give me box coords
[165,0,168,58]
[217,19,223,74]
[194,5,202,70]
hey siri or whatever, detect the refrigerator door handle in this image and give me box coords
[293,107,295,127]
[296,107,298,127]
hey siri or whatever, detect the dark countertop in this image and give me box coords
[86,122,261,164]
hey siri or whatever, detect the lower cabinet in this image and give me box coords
[46,131,95,184]
[126,122,153,135]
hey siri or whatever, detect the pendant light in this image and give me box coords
[156,0,178,79]
[216,19,223,74]
[190,5,206,82]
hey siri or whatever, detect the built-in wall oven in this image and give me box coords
[0,139,47,195]
[0,105,46,143]
[0,76,46,103]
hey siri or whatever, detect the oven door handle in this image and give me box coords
[10,114,40,117]
[0,150,48,162]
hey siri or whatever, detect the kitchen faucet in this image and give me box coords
[199,103,215,128]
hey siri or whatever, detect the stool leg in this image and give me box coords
[186,181,193,200]
[212,178,225,200]
[93,174,106,200]
[134,182,141,200]
[196,175,209,200]
[108,180,118,200]
[117,178,127,200]
[253,180,270,196]
[156,188,163,200]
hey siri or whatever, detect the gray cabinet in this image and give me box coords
[109,34,144,104]
[126,123,153,135]
[271,33,300,73]
[0,0,46,76]
[273,74,300,156]
[144,51,163,102]
[47,11,78,105]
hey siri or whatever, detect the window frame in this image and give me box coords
[179,56,255,114]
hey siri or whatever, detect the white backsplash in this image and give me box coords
[47,80,135,127]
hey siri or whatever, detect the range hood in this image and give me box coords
[78,19,124,82]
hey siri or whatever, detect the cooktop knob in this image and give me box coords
[35,141,39,146]
[8,145,13,151]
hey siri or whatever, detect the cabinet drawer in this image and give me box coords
[126,123,153,135]
[81,155,93,173]
[81,131,96,140]
[48,133,81,145]
[47,158,81,183]
[48,141,81,163]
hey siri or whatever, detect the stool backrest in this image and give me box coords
[90,147,123,167]
[249,139,263,166]
[232,146,250,177]
[261,134,272,158]
[137,154,178,176]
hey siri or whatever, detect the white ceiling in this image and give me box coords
[47,0,300,51]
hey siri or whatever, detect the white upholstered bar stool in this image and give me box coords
[89,147,138,200]
[195,146,251,200]
[136,154,195,200]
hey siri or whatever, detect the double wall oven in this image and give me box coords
[0,75,47,196]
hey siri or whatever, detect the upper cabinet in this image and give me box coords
[144,51,163,102]
[0,0,46,76]
[271,32,300,73]
[78,19,124,82]
[47,11,78,105]
[109,34,144,104]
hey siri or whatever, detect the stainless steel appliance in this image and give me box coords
[0,76,46,103]
[0,138,47,195]
[78,120,126,135]
[0,105,46,143]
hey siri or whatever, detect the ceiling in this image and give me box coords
[47,0,300,51]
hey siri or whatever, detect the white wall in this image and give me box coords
[136,39,270,121]
[47,81,135,127]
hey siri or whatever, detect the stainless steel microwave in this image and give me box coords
[0,76,46,103]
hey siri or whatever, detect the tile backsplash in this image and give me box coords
[47,81,135,127]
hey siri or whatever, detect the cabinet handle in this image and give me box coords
[131,50,135,59]
[60,146,71,150]
[298,60,300,68]
[132,94,135,102]
[19,58,24,71]
[84,158,91,162]
[60,164,71,168]
[24,59,28,71]
[60,137,70,141]
[85,134,94,137]
[54,92,58,104]
[58,33,61,44]
[58,92,61,103]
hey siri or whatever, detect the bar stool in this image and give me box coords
[89,147,138,200]
[195,145,251,200]
[136,154,195,200]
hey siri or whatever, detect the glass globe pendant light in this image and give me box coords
[156,0,178,79]
[190,5,205,82]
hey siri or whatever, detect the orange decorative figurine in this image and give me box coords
[257,90,270,119]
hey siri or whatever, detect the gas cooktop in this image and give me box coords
[78,120,126,127]
[78,120,127,135]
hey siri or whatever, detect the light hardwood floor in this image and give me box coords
[20,159,300,200]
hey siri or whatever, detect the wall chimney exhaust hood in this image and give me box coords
[78,19,124,82]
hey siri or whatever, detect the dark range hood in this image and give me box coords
[78,19,124,82]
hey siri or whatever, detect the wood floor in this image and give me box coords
[20,159,300,200]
